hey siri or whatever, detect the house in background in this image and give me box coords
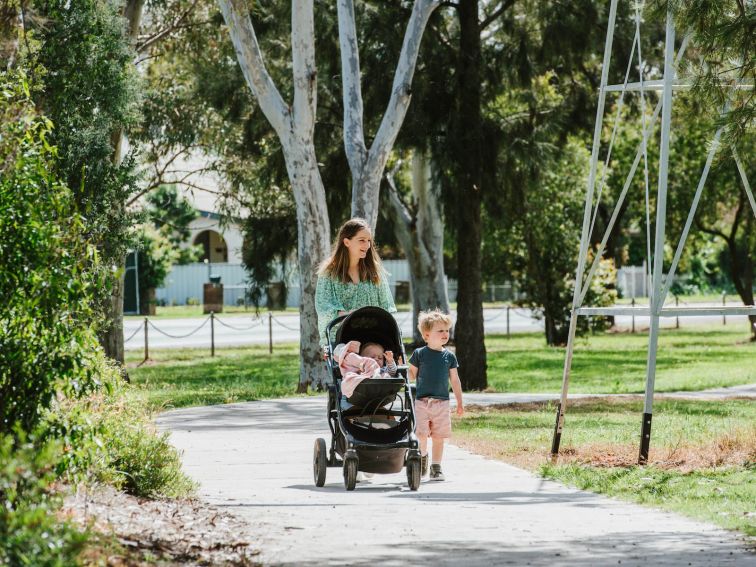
[187,210,244,264]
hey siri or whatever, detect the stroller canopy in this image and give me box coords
[334,306,403,359]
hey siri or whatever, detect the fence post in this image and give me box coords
[722,292,726,326]
[506,305,510,337]
[675,296,679,329]
[143,317,149,362]
[268,312,273,354]
[210,311,215,357]
[631,298,635,333]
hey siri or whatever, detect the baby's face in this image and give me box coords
[361,344,385,365]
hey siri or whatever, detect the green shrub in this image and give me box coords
[45,362,195,499]
[0,433,89,567]
[0,71,103,434]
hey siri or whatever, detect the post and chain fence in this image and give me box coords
[124,312,298,361]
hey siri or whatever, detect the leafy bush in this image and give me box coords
[45,362,195,499]
[0,72,103,434]
[0,434,88,567]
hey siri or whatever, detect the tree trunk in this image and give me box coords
[386,150,450,345]
[101,0,146,364]
[451,0,486,390]
[338,0,440,230]
[100,265,126,364]
[283,142,331,392]
[220,0,330,390]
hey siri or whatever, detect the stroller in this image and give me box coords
[313,306,421,491]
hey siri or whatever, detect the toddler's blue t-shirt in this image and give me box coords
[409,346,458,400]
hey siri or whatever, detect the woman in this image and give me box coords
[315,218,396,345]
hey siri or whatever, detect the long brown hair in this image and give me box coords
[320,218,384,284]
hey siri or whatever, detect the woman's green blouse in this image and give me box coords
[315,273,397,344]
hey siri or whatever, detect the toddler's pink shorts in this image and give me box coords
[414,398,451,438]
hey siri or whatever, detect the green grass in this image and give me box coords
[453,398,756,536]
[126,344,312,411]
[127,325,755,411]
[485,326,755,394]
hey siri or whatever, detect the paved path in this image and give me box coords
[158,395,755,566]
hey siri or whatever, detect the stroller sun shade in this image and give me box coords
[334,306,403,359]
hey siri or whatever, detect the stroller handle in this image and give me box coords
[325,313,349,345]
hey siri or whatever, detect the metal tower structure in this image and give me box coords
[550,1,756,465]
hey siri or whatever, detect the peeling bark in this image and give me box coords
[219,0,330,390]
[386,150,450,344]
[338,0,440,229]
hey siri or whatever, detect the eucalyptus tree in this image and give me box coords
[385,150,450,345]
[217,0,440,388]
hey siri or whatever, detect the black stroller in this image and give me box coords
[313,306,421,491]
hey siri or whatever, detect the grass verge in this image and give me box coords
[126,344,311,411]
[453,397,756,536]
[485,326,755,393]
[127,326,755,411]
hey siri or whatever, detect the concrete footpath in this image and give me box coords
[158,396,755,566]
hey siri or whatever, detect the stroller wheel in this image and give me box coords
[406,457,421,491]
[343,457,358,491]
[313,438,327,487]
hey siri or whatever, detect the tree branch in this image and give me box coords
[366,0,440,177]
[136,0,202,54]
[480,0,516,32]
[291,0,317,138]
[217,0,291,140]
[337,0,368,174]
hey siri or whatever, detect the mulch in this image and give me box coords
[62,484,261,566]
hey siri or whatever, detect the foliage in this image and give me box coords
[0,71,103,433]
[0,433,89,566]
[145,184,201,265]
[241,193,297,309]
[664,0,755,147]
[135,224,179,294]
[45,356,195,499]
[27,0,141,262]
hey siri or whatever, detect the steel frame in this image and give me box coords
[550,1,756,465]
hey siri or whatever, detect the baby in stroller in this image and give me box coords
[313,306,422,491]
[333,340,398,398]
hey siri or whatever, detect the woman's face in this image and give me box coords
[343,228,372,261]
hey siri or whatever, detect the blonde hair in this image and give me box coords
[319,218,384,284]
[417,309,452,336]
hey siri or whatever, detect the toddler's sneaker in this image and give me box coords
[429,464,445,481]
[421,454,428,477]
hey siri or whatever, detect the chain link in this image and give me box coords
[123,324,142,343]
[214,316,264,331]
[270,314,299,331]
[147,317,210,339]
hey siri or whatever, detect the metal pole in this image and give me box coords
[210,311,215,357]
[143,317,149,362]
[268,312,273,354]
[631,298,635,333]
[551,0,619,461]
[506,306,510,337]
[639,9,675,466]
[723,293,726,326]
[675,296,679,329]
[551,311,579,459]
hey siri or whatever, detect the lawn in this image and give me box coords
[486,326,755,394]
[127,325,755,411]
[452,397,756,536]
[126,344,309,410]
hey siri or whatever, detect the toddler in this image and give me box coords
[408,309,463,481]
